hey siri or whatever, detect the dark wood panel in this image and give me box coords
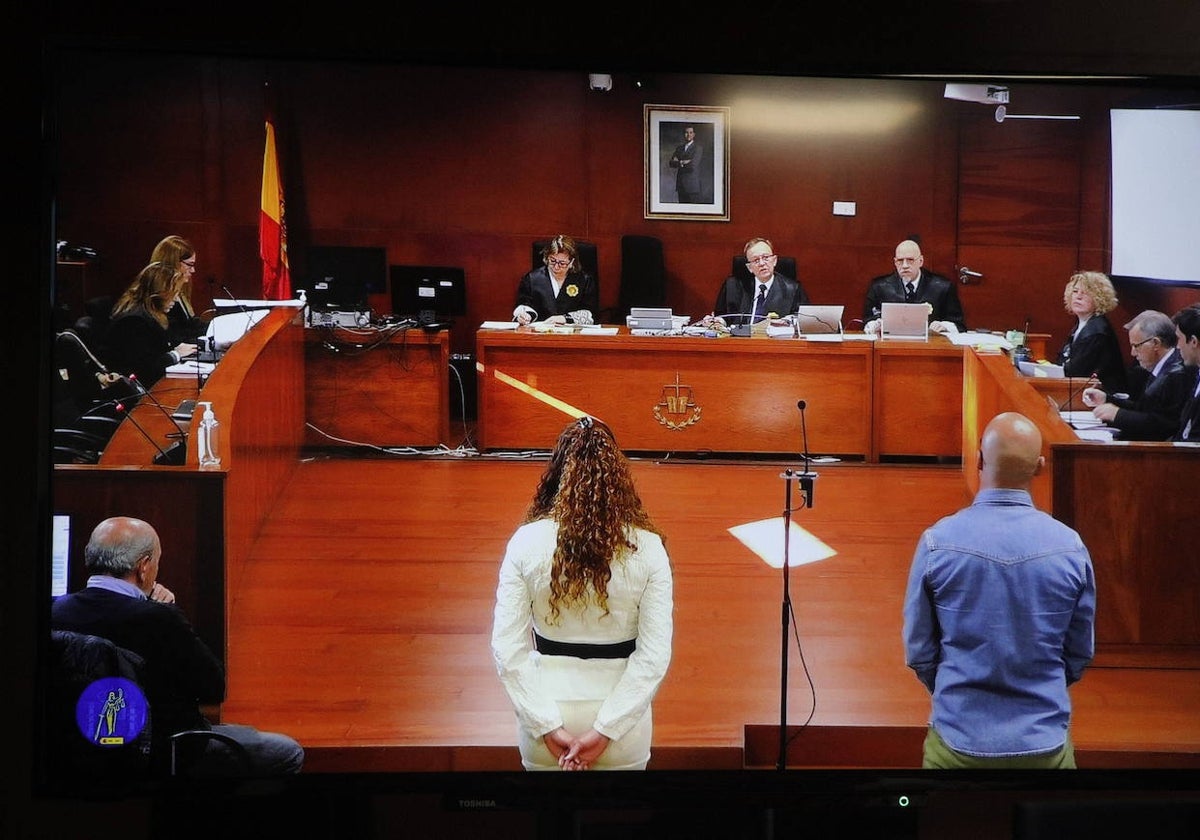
[305,327,449,447]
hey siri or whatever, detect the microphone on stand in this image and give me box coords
[114,402,186,466]
[222,284,255,332]
[127,374,191,441]
[796,400,817,508]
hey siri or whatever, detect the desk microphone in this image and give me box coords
[115,402,186,466]
[222,284,255,331]
[795,399,817,508]
[127,374,191,442]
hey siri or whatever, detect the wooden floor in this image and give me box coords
[218,443,1200,773]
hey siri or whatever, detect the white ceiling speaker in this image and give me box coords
[588,73,613,92]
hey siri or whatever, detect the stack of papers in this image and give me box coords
[165,359,215,377]
[479,320,519,330]
[1060,411,1117,440]
[1020,360,1065,378]
[946,331,1013,350]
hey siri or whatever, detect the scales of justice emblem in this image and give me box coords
[653,373,702,430]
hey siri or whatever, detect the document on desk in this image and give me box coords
[479,320,519,330]
[1060,412,1118,440]
[214,298,304,309]
[208,308,270,350]
[165,359,216,377]
[944,331,1014,350]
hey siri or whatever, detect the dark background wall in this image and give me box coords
[49,52,1199,358]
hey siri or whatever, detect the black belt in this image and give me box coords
[533,632,636,659]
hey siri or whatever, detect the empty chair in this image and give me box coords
[616,235,667,323]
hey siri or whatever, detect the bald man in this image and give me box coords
[862,239,967,334]
[902,413,1096,769]
[52,516,304,777]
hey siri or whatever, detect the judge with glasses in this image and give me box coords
[862,239,967,334]
[513,235,599,326]
[712,237,808,325]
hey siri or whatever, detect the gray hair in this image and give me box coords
[83,517,157,576]
[1125,310,1177,347]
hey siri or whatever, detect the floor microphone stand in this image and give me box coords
[777,468,795,771]
[778,400,817,771]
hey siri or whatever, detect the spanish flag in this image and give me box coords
[259,119,291,299]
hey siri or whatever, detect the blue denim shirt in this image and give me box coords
[902,488,1096,757]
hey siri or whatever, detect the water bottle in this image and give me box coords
[197,401,221,468]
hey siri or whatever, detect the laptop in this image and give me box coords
[795,305,844,335]
[880,302,929,340]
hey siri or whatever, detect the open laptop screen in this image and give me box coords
[880,302,929,339]
[795,305,844,334]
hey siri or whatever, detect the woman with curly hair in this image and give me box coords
[1056,270,1128,395]
[491,416,673,771]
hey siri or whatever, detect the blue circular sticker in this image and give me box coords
[75,677,149,747]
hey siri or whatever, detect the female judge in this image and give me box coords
[512,235,599,326]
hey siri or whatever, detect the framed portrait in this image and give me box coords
[644,104,730,221]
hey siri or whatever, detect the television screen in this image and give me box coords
[32,29,1200,836]
[390,265,466,321]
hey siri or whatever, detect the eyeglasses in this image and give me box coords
[181,259,197,268]
[894,257,920,265]
[747,254,775,265]
[547,258,573,268]
[1130,336,1158,350]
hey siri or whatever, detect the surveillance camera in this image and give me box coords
[588,73,613,92]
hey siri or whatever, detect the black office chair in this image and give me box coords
[47,630,252,785]
[616,235,667,323]
[46,630,154,790]
[732,254,799,284]
[52,330,133,461]
[72,295,114,364]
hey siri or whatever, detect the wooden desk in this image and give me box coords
[477,329,965,460]
[53,308,306,667]
[963,348,1200,669]
[477,329,875,457]
[304,326,449,448]
[873,339,963,458]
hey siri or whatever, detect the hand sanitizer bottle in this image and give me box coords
[197,401,221,468]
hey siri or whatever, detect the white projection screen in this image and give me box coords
[1110,108,1200,285]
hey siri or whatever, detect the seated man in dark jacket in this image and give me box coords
[863,239,967,334]
[713,236,808,323]
[1082,310,1197,441]
[51,516,303,777]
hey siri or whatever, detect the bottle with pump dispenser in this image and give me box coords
[197,401,221,468]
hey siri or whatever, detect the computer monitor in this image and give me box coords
[390,265,466,323]
[303,245,386,312]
